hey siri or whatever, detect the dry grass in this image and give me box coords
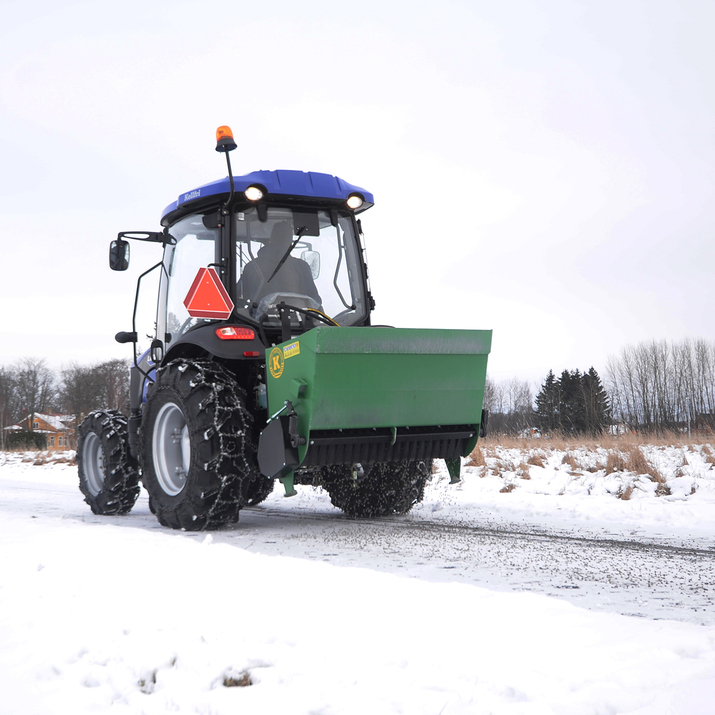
[526,453,545,468]
[618,485,635,501]
[481,431,713,451]
[223,671,252,688]
[561,452,581,472]
[493,458,509,474]
[626,447,670,496]
[466,448,486,468]
[2,449,75,464]
[626,447,651,476]
[517,462,531,480]
[500,483,516,493]
[674,455,689,478]
[561,452,574,468]
[605,452,627,473]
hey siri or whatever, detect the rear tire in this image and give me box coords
[322,459,431,517]
[77,410,140,515]
[245,476,274,507]
[140,359,261,530]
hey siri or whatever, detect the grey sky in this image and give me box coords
[1,0,713,385]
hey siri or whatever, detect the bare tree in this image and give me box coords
[606,339,715,432]
[98,359,131,413]
[483,375,534,435]
[13,358,56,427]
[0,368,18,450]
[60,359,131,421]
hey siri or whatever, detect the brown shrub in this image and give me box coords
[500,483,516,493]
[517,462,531,480]
[618,485,634,501]
[627,448,670,496]
[223,671,252,687]
[561,453,580,471]
[527,454,545,468]
[627,448,651,475]
[605,451,627,473]
[52,456,74,465]
[492,459,508,475]
[466,448,486,468]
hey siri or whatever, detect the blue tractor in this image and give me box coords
[76,126,491,530]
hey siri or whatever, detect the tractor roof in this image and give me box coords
[161,170,374,223]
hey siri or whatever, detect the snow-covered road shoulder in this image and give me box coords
[2,502,715,715]
[1,448,715,714]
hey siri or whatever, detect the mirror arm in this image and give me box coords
[126,260,164,383]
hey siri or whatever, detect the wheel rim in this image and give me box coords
[152,401,190,496]
[82,432,105,496]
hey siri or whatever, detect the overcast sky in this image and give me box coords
[1,0,713,386]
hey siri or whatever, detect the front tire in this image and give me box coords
[140,359,261,530]
[322,459,431,517]
[77,410,140,515]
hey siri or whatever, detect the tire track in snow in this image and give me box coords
[233,504,715,625]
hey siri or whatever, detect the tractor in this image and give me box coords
[77,126,492,530]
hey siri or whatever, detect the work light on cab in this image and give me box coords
[347,193,364,210]
[215,125,237,152]
[244,185,264,201]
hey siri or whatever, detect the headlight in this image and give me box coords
[347,193,364,210]
[245,185,264,201]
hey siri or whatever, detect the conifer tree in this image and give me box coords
[535,370,559,432]
[581,367,610,434]
[535,367,609,436]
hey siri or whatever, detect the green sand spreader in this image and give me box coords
[259,326,491,499]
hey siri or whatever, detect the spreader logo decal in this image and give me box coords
[283,341,300,359]
[183,267,234,320]
[269,347,284,379]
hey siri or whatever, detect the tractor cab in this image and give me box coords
[159,199,372,351]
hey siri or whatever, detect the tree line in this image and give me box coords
[485,368,610,437]
[485,338,715,437]
[0,357,130,450]
[606,338,715,433]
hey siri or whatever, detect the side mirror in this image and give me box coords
[109,238,130,271]
[150,338,164,363]
[301,250,320,279]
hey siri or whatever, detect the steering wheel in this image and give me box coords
[252,292,322,322]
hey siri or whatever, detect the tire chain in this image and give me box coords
[319,459,431,518]
[78,409,140,515]
[143,359,261,530]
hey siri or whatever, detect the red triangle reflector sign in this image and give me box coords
[184,267,235,320]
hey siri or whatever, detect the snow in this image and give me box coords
[1,446,715,714]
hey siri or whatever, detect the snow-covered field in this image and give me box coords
[2,444,715,715]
